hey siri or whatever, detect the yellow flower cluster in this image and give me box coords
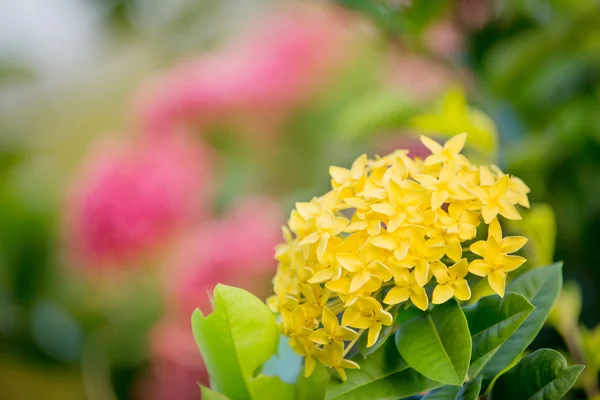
[268,133,530,380]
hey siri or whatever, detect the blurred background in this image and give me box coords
[1,0,599,399]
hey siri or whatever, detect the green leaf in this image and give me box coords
[463,293,535,376]
[191,284,293,400]
[489,349,584,400]
[481,263,562,381]
[297,363,330,400]
[423,376,482,400]
[325,339,439,400]
[395,305,425,324]
[395,299,472,386]
[201,386,230,400]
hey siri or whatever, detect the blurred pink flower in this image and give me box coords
[136,320,208,400]
[424,20,464,56]
[386,53,458,102]
[67,134,212,266]
[168,195,283,317]
[135,6,356,137]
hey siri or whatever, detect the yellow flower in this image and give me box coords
[421,132,470,167]
[469,219,528,296]
[395,229,447,287]
[370,180,425,232]
[336,252,393,293]
[309,307,358,345]
[330,154,368,199]
[414,164,471,210]
[383,268,429,311]
[314,340,359,382]
[431,259,471,304]
[342,297,393,347]
[429,202,480,261]
[471,175,522,223]
[326,275,382,306]
[270,133,530,376]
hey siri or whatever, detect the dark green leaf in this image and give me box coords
[423,376,482,400]
[489,349,584,400]
[463,293,535,376]
[395,306,425,324]
[481,263,562,381]
[395,299,472,386]
[325,339,439,400]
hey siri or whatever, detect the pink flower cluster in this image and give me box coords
[68,134,211,266]
[135,5,354,137]
[68,5,355,268]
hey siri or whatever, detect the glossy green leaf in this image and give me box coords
[395,299,472,386]
[297,363,330,400]
[423,376,482,400]
[325,339,439,400]
[463,293,535,376]
[201,386,230,400]
[191,284,292,400]
[481,263,562,381]
[489,349,584,400]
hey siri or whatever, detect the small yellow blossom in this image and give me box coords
[342,297,394,347]
[314,340,359,382]
[469,219,528,296]
[420,132,470,167]
[431,259,471,304]
[309,307,359,345]
[269,133,530,379]
[383,268,429,311]
[394,229,447,287]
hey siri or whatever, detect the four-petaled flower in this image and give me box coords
[309,307,359,345]
[431,258,471,304]
[469,218,527,296]
[342,297,394,347]
[383,268,429,311]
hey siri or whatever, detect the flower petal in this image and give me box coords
[445,132,468,153]
[410,287,429,311]
[414,261,430,287]
[322,307,339,333]
[336,253,363,273]
[367,322,383,347]
[469,259,492,276]
[420,135,444,154]
[383,286,409,305]
[501,236,528,253]
[432,283,454,304]
[349,270,372,293]
[431,189,449,211]
[488,269,507,297]
[454,279,471,301]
